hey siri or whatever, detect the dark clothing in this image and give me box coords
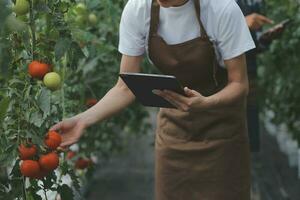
[236,0,261,152]
[236,0,262,72]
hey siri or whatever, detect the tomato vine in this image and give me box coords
[0,0,151,199]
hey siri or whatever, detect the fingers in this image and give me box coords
[247,14,273,30]
[258,15,273,25]
[164,90,188,104]
[184,87,200,97]
[60,132,79,147]
[60,125,84,148]
[153,89,190,111]
[163,94,189,111]
[50,122,64,131]
[60,140,77,148]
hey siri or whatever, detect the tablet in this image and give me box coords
[258,18,291,42]
[119,72,186,108]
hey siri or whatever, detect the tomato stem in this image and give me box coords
[61,56,66,119]
[42,181,49,200]
[22,176,27,200]
[29,0,36,60]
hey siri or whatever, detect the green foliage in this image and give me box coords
[258,0,300,141]
[0,0,151,199]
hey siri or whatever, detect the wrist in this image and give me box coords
[204,95,219,109]
[72,113,92,129]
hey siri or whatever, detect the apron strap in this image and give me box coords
[193,0,209,39]
[149,0,160,36]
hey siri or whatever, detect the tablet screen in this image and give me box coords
[119,72,186,108]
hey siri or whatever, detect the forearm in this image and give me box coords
[206,80,249,108]
[206,55,249,109]
[75,85,135,127]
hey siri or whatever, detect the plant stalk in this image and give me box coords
[29,0,36,60]
[22,176,27,200]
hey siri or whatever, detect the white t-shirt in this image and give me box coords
[118,0,255,66]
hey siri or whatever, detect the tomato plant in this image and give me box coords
[0,0,151,199]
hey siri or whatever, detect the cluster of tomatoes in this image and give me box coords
[9,1,62,90]
[28,61,62,91]
[19,131,62,179]
[72,3,98,27]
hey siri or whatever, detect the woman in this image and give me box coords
[51,0,255,199]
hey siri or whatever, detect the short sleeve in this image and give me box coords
[118,0,147,56]
[216,2,256,60]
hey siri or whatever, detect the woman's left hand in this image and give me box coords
[152,87,211,112]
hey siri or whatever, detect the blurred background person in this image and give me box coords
[236,0,285,152]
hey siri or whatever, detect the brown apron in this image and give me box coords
[148,0,251,199]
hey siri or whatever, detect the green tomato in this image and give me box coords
[5,14,27,32]
[43,72,61,91]
[13,0,30,16]
[75,3,87,15]
[88,13,98,26]
[74,15,87,26]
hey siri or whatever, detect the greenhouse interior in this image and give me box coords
[1,0,300,200]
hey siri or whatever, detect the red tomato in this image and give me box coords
[75,158,92,169]
[39,152,59,172]
[20,160,40,178]
[18,144,37,160]
[66,151,76,160]
[28,61,50,79]
[44,131,62,150]
[86,98,98,107]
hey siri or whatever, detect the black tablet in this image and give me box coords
[258,18,292,43]
[119,72,186,108]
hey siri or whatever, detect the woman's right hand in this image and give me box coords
[50,116,86,148]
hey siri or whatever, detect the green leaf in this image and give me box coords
[60,161,69,176]
[82,56,100,77]
[28,130,43,145]
[55,38,72,60]
[57,184,74,200]
[30,112,43,127]
[0,97,9,124]
[68,169,81,192]
[9,160,21,178]
[68,42,85,69]
[43,171,56,189]
[27,192,43,200]
[37,88,51,118]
